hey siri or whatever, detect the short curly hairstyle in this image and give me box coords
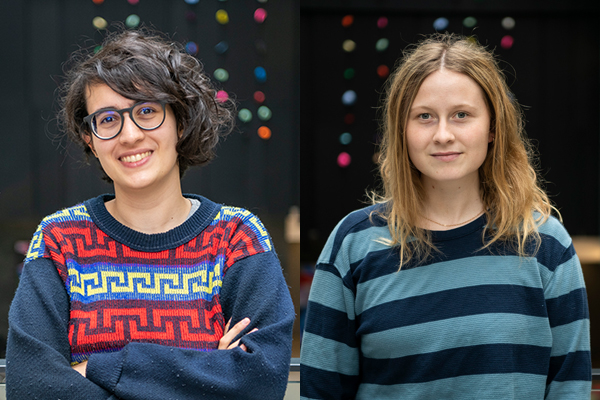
[57,27,234,181]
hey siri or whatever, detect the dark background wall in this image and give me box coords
[299,0,600,366]
[0,0,299,358]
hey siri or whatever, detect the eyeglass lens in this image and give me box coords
[92,102,165,138]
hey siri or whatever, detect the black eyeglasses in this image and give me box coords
[83,100,167,140]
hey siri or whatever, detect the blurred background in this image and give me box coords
[299,0,600,388]
[0,0,300,360]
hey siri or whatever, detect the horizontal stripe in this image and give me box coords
[300,364,360,400]
[67,261,223,303]
[301,332,359,376]
[546,288,589,327]
[357,284,546,334]
[537,216,572,249]
[308,268,356,319]
[550,319,591,356]
[545,380,592,400]
[548,350,591,383]
[361,313,551,359]
[303,301,358,348]
[361,343,551,385]
[543,255,585,300]
[355,373,547,400]
[355,255,542,315]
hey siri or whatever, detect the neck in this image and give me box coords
[418,174,484,231]
[107,179,191,234]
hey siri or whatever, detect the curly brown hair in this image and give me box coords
[57,27,234,182]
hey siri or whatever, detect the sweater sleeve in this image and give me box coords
[542,240,591,399]
[85,250,295,400]
[6,257,118,400]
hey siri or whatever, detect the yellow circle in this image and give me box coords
[342,39,356,52]
[92,16,108,30]
[216,9,229,25]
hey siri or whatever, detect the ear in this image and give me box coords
[488,132,495,143]
[83,134,98,158]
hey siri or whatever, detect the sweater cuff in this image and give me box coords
[86,348,126,393]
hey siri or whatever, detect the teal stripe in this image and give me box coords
[361,313,551,359]
[550,319,591,356]
[355,255,542,315]
[537,216,572,249]
[333,225,391,267]
[301,332,359,376]
[543,256,586,300]
[546,380,591,400]
[308,269,356,320]
[355,373,547,400]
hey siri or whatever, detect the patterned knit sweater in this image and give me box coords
[301,204,591,400]
[7,194,294,400]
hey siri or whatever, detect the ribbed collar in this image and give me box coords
[85,193,220,252]
[429,214,487,243]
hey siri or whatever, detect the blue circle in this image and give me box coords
[184,0,200,4]
[339,132,352,145]
[214,41,229,54]
[185,41,198,55]
[254,66,267,83]
[342,90,357,106]
[433,17,449,31]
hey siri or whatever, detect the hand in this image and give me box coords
[72,360,88,377]
[219,317,258,352]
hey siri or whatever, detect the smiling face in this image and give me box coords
[84,83,181,193]
[406,69,492,188]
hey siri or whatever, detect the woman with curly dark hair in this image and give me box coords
[6,29,294,400]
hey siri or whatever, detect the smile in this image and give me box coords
[432,152,461,162]
[120,151,152,163]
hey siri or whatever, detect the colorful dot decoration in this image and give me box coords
[125,14,140,28]
[502,17,516,30]
[216,9,229,24]
[238,109,253,123]
[339,133,352,145]
[377,17,388,29]
[216,90,229,103]
[375,38,389,52]
[254,8,267,24]
[501,35,514,49]
[433,17,449,31]
[257,106,272,121]
[343,68,355,80]
[213,68,229,82]
[254,66,267,83]
[214,41,229,54]
[337,152,351,168]
[342,40,356,53]
[92,16,108,30]
[342,90,357,106]
[185,41,198,56]
[253,91,266,104]
[463,16,477,28]
[184,0,199,4]
[127,0,139,5]
[342,15,354,28]
[258,126,271,140]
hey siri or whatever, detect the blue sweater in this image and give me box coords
[7,194,294,400]
[301,204,591,400]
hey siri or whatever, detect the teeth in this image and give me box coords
[121,151,151,163]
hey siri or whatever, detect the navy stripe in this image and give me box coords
[548,351,591,383]
[301,364,359,400]
[546,288,589,327]
[315,262,342,278]
[304,301,359,348]
[361,343,550,385]
[357,284,546,334]
[329,205,385,264]
[535,234,574,272]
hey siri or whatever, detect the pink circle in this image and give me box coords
[377,16,388,29]
[337,152,351,168]
[254,8,267,23]
[216,90,229,103]
[500,35,514,49]
[127,0,139,4]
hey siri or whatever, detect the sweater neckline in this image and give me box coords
[429,214,487,242]
[85,193,220,252]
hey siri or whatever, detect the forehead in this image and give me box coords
[85,83,135,113]
[412,69,487,108]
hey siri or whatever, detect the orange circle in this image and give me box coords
[341,15,354,27]
[258,126,272,140]
[377,64,390,78]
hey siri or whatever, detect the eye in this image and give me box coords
[96,111,119,125]
[418,113,432,120]
[455,112,468,119]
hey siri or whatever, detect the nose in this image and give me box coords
[432,119,455,143]
[118,112,145,144]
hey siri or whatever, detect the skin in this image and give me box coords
[406,69,493,230]
[74,83,254,376]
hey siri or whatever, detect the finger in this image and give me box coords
[239,343,247,352]
[227,338,242,350]
[218,318,250,349]
[224,318,232,334]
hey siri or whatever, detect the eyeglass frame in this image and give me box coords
[83,100,168,140]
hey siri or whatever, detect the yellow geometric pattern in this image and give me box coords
[68,263,222,298]
[216,206,272,251]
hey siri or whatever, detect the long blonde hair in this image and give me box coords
[374,33,557,267]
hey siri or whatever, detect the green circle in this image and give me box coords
[257,106,272,121]
[213,68,229,82]
[125,14,140,28]
[375,38,389,52]
[238,109,252,123]
[339,132,352,145]
[343,68,355,80]
[463,16,477,28]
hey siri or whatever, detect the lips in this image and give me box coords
[432,152,461,162]
[120,151,152,163]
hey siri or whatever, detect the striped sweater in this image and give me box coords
[7,194,294,400]
[301,204,591,400]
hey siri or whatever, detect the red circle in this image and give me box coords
[253,91,266,104]
[377,65,390,79]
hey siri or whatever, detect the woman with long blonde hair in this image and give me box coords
[301,33,590,399]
